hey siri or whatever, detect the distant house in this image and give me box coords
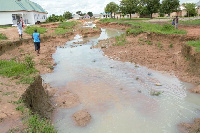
[100,12,111,19]
[73,14,81,19]
[0,0,47,25]
[93,14,101,19]
[196,1,200,16]
[83,14,90,19]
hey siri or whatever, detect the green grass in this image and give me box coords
[25,113,57,133]
[54,28,68,35]
[100,18,150,23]
[24,26,47,35]
[113,34,126,46]
[187,40,200,52]
[16,105,25,113]
[179,19,200,25]
[0,55,38,84]
[0,33,8,40]
[0,26,12,29]
[101,18,187,35]
[58,21,79,29]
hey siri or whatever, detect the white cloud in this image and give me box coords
[33,0,199,16]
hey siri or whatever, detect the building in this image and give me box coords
[100,12,111,19]
[93,14,101,19]
[73,14,81,19]
[196,1,200,16]
[83,14,90,19]
[170,5,187,17]
[0,0,48,25]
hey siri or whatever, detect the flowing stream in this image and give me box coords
[42,23,200,133]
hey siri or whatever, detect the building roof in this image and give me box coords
[0,0,47,13]
[101,12,111,15]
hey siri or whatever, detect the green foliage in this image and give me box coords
[46,14,64,22]
[25,26,46,35]
[179,19,200,25]
[93,27,101,29]
[147,40,152,45]
[183,3,197,17]
[24,54,35,69]
[58,21,79,29]
[0,33,8,40]
[169,43,173,48]
[113,34,126,46]
[187,40,200,52]
[141,0,160,18]
[25,114,57,133]
[63,11,72,20]
[87,12,93,17]
[105,2,119,18]
[0,57,37,84]
[161,0,180,15]
[16,105,25,113]
[120,0,140,19]
[76,11,86,16]
[54,28,68,35]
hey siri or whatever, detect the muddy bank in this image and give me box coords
[22,76,54,119]
[98,32,200,84]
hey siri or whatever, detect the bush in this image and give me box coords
[25,26,47,35]
[113,34,126,46]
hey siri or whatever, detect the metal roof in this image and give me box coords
[0,0,47,13]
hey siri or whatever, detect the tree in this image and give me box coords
[63,11,72,20]
[105,2,119,18]
[76,11,82,15]
[183,3,197,17]
[141,0,160,18]
[120,0,140,19]
[87,12,93,17]
[161,0,180,16]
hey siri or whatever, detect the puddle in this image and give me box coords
[42,26,200,133]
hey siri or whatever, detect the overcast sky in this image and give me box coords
[33,0,200,16]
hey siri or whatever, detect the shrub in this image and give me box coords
[187,40,200,52]
[161,24,174,31]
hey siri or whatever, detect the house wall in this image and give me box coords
[0,12,14,25]
[0,11,47,25]
[152,13,159,18]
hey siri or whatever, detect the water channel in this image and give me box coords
[42,23,200,133]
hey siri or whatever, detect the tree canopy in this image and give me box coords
[87,12,93,17]
[105,2,119,18]
[141,0,160,18]
[120,0,140,19]
[161,0,180,15]
[183,3,197,17]
[63,11,72,20]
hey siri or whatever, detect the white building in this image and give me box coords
[0,0,48,25]
[73,14,81,20]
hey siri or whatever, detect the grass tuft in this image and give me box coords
[186,40,200,52]
[0,33,8,40]
[113,34,126,46]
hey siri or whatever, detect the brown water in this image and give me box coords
[42,27,200,133]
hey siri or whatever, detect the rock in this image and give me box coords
[155,83,162,86]
[73,110,91,126]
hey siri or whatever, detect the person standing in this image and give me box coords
[20,17,24,28]
[32,29,40,55]
[17,20,23,39]
[175,16,178,29]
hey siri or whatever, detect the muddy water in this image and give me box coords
[42,27,200,133]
